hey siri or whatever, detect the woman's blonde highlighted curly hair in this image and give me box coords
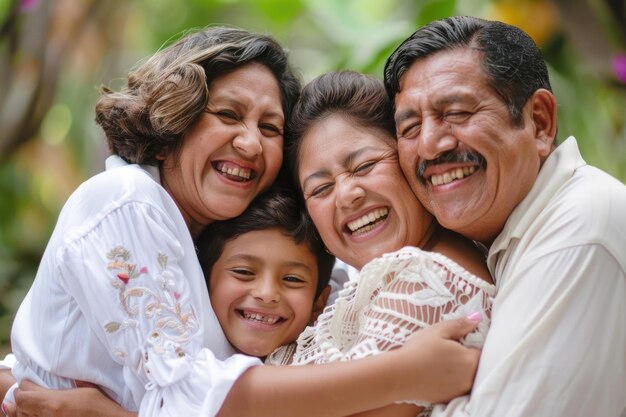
[95,26,301,165]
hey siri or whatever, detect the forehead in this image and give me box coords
[208,62,284,113]
[298,115,395,167]
[222,228,317,265]
[395,48,491,106]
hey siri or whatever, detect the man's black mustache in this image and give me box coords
[417,150,485,178]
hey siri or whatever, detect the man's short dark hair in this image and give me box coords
[384,15,552,126]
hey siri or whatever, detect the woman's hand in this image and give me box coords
[0,368,16,417]
[397,315,482,404]
[0,368,16,403]
[4,380,137,417]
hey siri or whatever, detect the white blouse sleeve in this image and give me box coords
[0,354,16,370]
[56,201,260,416]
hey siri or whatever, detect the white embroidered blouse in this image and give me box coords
[8,156,260,416]
[268,246,495,409]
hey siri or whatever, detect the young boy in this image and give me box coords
[196,187,335,359]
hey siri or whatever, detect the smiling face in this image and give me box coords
[298,114,433,270]
[160,62,284,237]
[209,228,319,358]
[394,48,553,244]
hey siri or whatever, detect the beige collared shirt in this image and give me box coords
[433,137,626,417]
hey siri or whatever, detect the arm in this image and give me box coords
[6,317,479,417]
[0,368,15,404]
[336,248,491,417]
[218,317,480,417]
[13,380,136,417]
[58,204,480,417]
[54,202,260,416]
[439,244,626,417]
[345,404,422,417]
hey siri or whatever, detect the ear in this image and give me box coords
[309,285,331,325]
[530,89,557,158]
[155,149,168,161]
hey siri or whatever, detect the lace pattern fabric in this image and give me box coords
[267,246,495,408]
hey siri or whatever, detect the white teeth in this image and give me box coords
[430,166,476,186]
[242,311,281,324]
[217,163,251,180]
[347,207,389,233]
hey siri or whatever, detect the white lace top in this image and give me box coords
[268,246,495,408]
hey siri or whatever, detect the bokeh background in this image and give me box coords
[1,0,625,353]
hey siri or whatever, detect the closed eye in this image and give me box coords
[259,123,283,137]
[212,109,240,122]
[443,111,471,123]
[230,268,255,279]
[306,182,334,199]
[398,122,421,139]
[353,160,377,175]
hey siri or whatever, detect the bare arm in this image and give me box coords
[346,403,422,417]
[218,317,480,417]
[7,317,479,417]
[11,380,136,417]
[0,368,15,402]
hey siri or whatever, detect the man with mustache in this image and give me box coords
[385,15,626,417]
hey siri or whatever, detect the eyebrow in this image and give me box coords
[433,94,469,107]
[227,254,258,263]
[394,108,419,126]
[395,94,470,125]
[301,146,381,191]
[282,260,314,273]
[210,96,285,122]
[226,254,314,273]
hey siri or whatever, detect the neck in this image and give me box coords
[416,219,443,252]
[160,171,207,241]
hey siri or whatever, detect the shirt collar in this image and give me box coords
[105,154,162,184]
[487,136,586,269]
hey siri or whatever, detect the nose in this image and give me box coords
[418,117,458,161]
[335,174,365,209]
[233,127,262,158]
[251,275,280,304]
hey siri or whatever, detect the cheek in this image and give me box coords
[306,201,333,234]
[398,144,416,175]
[290,294,315,327]
[263,141,284,174]
[210,281,238,311]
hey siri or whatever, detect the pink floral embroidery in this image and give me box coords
[107,246,148,288]
[103,246,198,359]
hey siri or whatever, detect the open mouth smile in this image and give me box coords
[214,161,256,182]
[430,166,477,186]
[346,207,389,236]
[237,309,285,325]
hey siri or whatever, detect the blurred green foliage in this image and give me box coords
[1,0,625,355]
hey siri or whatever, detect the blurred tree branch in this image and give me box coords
[0,0,119,162]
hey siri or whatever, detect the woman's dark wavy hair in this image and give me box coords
[384,16,552,126]
[285,70,395,192]
[96,26,301,165]
[196,187,335,298]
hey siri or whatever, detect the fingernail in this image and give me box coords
[466,312,482,322]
